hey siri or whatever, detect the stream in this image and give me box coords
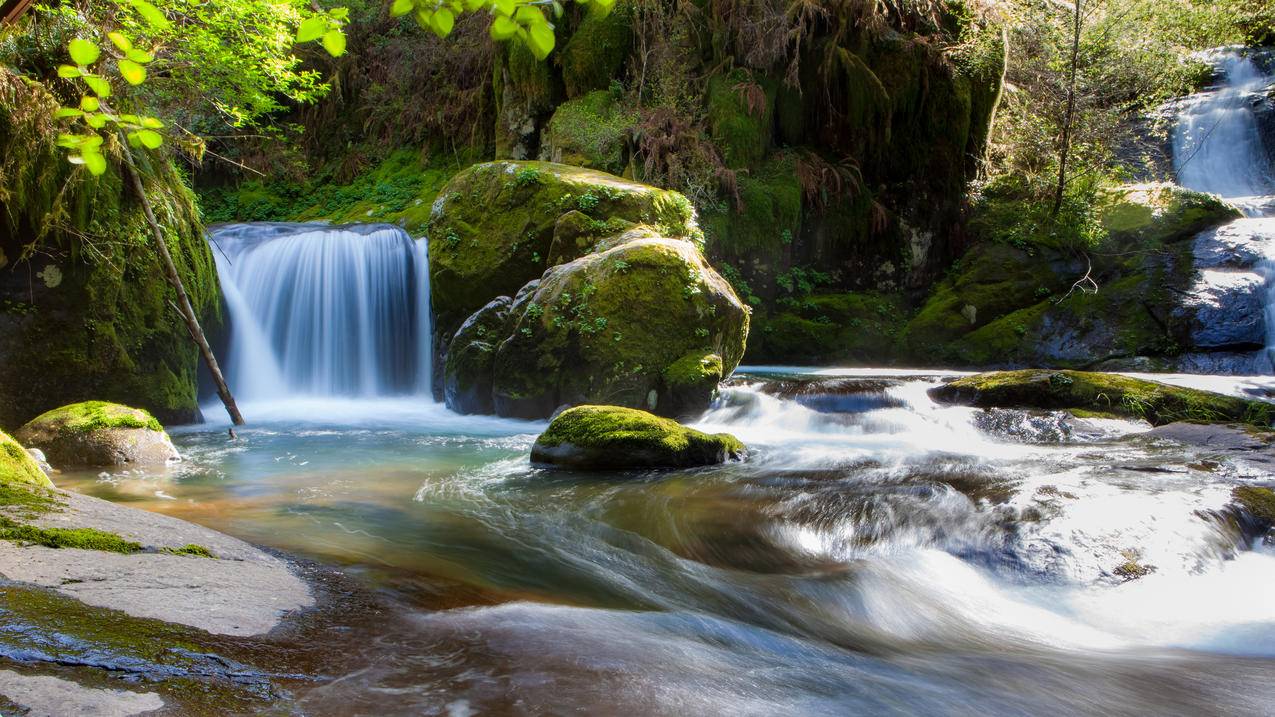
[36,47,1275,715]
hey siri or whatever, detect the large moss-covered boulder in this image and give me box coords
[488,231,748,418]
[530,405,745,469]
[15,401,180,469]
[542,90,637,175]
[0,70,220,429]
[427,161,698,337]
[0,430,53,488]
[930,370,1275,427]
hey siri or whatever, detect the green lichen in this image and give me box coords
[23,401,163,435]
[0,430,53,489]
[0,516,141,553]
[531,404,744,468]
[932,370,1275,428]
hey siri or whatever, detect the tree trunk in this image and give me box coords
[1052,0,1083,216]
[118,137,245,426]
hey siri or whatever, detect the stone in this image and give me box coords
[15,401,180,469]
[530,405,745,469]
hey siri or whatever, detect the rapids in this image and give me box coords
[53,369,1275,715]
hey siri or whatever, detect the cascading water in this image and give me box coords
[208,223,432,403]
[1172,48,1275,371]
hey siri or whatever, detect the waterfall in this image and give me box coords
[208,223,432,402]
[1173,49,1274,204]
[1172,49,1275,372]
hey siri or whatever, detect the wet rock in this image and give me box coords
[0,670,163,717]
[0,488,312,636]
[444,296,513,415]
[930,370,1275,427]
[531,405,745,470]
[14,401,179,469]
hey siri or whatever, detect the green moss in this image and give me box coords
[560,2,634,98]
[706,69,774,169]
[24,401,162,435]
[0,430,53,489]
[0,516,141,553]
[749,292,907,364]
[1232,486,1275,524]
[1099,183,1241,244]
[663,352,723,388]
[931,370,1275,427]
[161,543,214,558]
[198,148,468,236]
[531,404,744,468]
[0,69,219,428]
[427,161,699,336]
[0,480,61,518]
[701,154,803,265]
[543,90,638,174]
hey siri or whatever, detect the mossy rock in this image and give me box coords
[487,232,749,419]
[560,2,634,98]
[444,296,513,415]
[1098,183,1241,244]
[0,70,221,429]
[1232,486,1275,525]
[701,154,803,267]
[0,430,53,489]
[15,401,179,469]
[531,405,745,469]
[930,370,1275,427]
[427,161,699,337]
[542,90,638,174]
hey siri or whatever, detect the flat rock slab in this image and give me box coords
[0,670,163,716]
[1144,422,1275,470]
[0,489,312,636]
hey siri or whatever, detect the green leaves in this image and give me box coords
[390,0,413,16]
[491,15,519,40]
[322,29,346,56]
[68,38,101,66]
[118,59,147,85]
[57,134,108,176]
[296,15,328,43]
[83,75,112,98]
[57,65,82,79]
[527,22,555,59]
[107,32,133,52]
[124,0,171,29]
[80,96,100,112]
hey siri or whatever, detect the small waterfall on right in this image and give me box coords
[1172,48,1275,371]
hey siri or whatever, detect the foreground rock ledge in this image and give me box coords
[929,369,1275,427]
[0,487,312,636]
[531,405,745,470]
[15,401,180,469]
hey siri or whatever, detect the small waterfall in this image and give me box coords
[1172,49,1275,371]
[1173,49,1274,203]
[209,223,432,401]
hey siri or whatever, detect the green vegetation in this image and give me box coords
[531,404,744,469]
[543,90,638,175]
[931,370,1275,428]
[0,516,142,553]
[162,543,215,558]
[23,401,163,435]
[0,480,61,518]
[0,431,54,489]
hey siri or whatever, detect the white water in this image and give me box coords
[1173,49,1275,372]
[208,223,433,405]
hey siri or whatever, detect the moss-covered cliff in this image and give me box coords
[0,70,220,428]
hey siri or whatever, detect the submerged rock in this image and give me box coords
[0,431,53,488]
[14,401,179,469]
[531,405,745,469]
[930,370,1275,427]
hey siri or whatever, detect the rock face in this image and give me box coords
[0,70,220,429]
[930,370,1275,427]
[433,162,748,419]
[530,405,745,469]
[15,401,180,469]
[0,430,53,488]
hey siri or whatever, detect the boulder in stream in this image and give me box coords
[930,370,1275,427]
[0,430,53,488]
[531,405,745,470]
[15,401,180,469]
